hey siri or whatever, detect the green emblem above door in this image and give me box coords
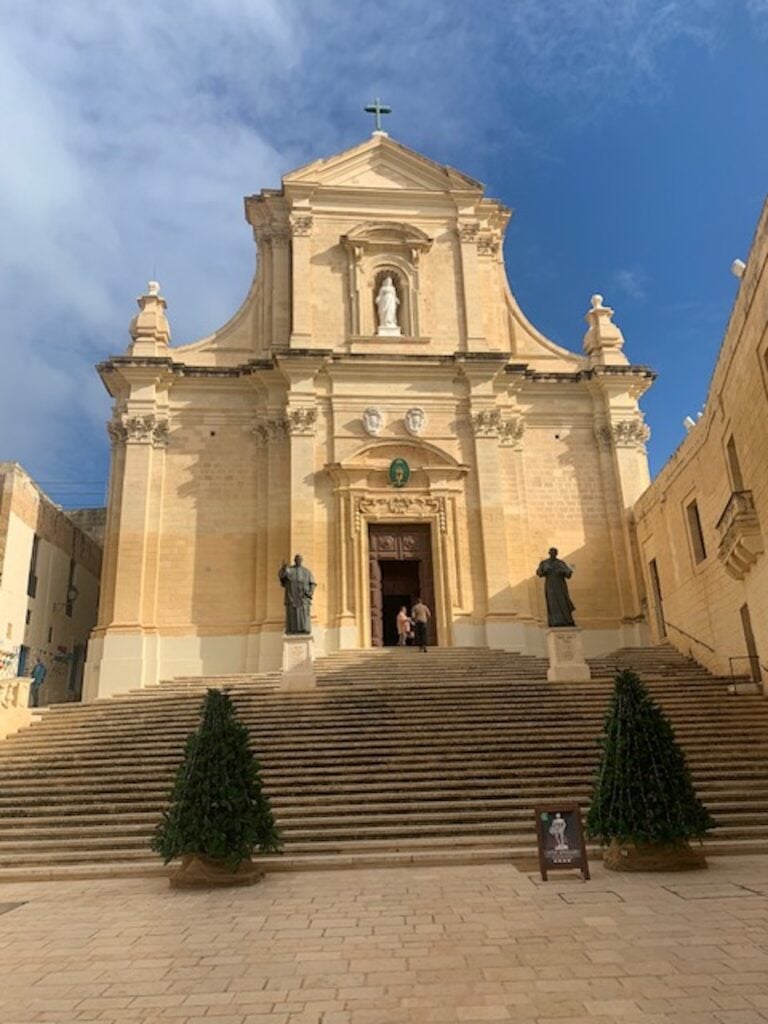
[388,458,410,488]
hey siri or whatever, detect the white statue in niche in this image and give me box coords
[375,275,401,336]
[362,407,384,437]
[405,407,426,436]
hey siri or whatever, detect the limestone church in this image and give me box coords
[85,130,655,700]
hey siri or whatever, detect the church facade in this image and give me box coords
[85,134,654,699]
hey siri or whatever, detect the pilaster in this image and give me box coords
[289,211,313,347]
[461,359,515,623]
[456,219,486,351]
[276,354,324,573]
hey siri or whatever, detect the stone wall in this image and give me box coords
[634,199,768,689]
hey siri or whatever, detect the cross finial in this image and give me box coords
[364,97,392,135]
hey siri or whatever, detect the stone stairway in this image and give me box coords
[0,645,766,880]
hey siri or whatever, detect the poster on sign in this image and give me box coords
[534,804,590,881]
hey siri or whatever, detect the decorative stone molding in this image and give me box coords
[254,223,291,247]
[285,407,318,436]
[595,419,650,451]
[290,215,313,237]
[470,410,502,437]
[354,494,447,534]
[716,490,765,580]
[272,227,291,247]
[362,407,384,437]
[457,222,480,243]
[470,410,524,446]
[107,414,170,448]
[498,416,525,449]
[404,407,426,437]
[253,409,317,444]
[477,234,501,257]
[252,421,275,445]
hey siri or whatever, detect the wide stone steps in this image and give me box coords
[1,644,767,876]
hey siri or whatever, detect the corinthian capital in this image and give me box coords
[290,215,313,237]
[596,419,650,451]
[470,409,502,437]
[108,414,169,447]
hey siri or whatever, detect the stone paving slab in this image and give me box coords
[0,857,767,1023]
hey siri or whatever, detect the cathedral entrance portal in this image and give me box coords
[369,523,435,647]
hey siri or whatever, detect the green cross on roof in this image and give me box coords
[364,98,392,132]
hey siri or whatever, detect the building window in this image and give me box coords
[27,535,40,598]
[47,627,53,643]
[686,500,707,564]
[25,610,31,626]
[725,435,745,492]
[65,559,76,617]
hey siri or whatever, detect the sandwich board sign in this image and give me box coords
[534,804,590,881]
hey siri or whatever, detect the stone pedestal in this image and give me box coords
[281,634,316,690]
[376,325,402,337]
[546,628,591,682]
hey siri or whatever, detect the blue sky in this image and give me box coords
[1,0,766,507]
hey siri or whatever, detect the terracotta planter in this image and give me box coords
[169,854,264,889]
[603,838,707,872]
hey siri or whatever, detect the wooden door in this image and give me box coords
[369,524,435,646]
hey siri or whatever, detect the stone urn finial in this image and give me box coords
[583,293,628,367]
[128,280,171,356]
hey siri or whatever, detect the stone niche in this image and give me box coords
[341,222,432,339]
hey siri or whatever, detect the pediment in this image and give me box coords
[284,135,483,194]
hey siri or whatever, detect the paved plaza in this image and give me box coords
[1,857,768,1024]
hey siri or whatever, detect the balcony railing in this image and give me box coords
[716,490,764,580]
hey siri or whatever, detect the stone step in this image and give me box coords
[1,802,763,839]
[0,821,763,866]
[1,758,764,785]
[7,729,766,759]
[2,643,766,877]
[7,836,768,882]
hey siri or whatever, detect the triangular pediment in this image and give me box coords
[284,135,483,194]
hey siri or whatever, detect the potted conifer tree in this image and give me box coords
[587,668,715,871]
[152,688,281,887]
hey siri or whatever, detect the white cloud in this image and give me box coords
[614,269,648,301]
[0,0,752,499]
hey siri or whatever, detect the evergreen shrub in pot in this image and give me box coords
[152,688,281,887]
[587,668,715,871]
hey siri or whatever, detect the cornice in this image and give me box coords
[504,363,656,384]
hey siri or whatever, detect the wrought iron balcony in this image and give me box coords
[716,490,764,579]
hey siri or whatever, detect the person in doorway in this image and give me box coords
[396,606,412,646]
[411,598,431,652]
[29,657,47,708]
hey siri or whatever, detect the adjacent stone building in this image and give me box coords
[634,199,768,690]
[0,463,102,703]
[86,133,655,699]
